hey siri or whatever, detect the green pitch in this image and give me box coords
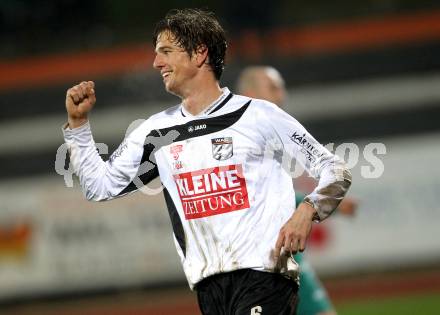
[336,293,440,315]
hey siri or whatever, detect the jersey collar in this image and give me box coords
[180,87,233,118]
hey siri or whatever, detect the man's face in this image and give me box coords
[153,31,198,96]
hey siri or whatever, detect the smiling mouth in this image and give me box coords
[162,71,172,79]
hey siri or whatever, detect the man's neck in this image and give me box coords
[181,80,223,116]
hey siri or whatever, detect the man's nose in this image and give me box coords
[153,54,164,69]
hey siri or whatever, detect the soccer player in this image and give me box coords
[63,9,351,315]
[237,66,358,315]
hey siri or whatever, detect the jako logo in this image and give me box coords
[188,124,206,133]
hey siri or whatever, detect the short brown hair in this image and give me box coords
[153,8,227,80]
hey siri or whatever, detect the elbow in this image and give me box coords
[81,173,115,202]
[332,156,352,192]
[84,191,101,202]
[84,188,111,202]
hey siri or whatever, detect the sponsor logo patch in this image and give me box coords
[173,164,249,219]
[170,144,184,170]
[289,132,325,162]
[211,137,233,160]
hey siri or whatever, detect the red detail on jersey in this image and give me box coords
[170,144,183,160]
[173,164,250,220]
[173,161,183,170]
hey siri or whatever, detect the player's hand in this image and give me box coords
[65,81,96,128]
[274,202,315,262]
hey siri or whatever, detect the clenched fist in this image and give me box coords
[66,81,96,128]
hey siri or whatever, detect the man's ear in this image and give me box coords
[194,45,208,67]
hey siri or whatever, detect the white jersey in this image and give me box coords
[63,87,351,288]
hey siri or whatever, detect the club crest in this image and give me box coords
[211,137,233,160]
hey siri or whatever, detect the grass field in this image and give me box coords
[336,293,440,315]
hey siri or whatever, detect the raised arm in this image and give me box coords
[63,81,159,201]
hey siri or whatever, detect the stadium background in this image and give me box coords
[1,0,440,314]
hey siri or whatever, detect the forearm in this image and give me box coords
[63,122,117,201]
[304,156,352,221]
